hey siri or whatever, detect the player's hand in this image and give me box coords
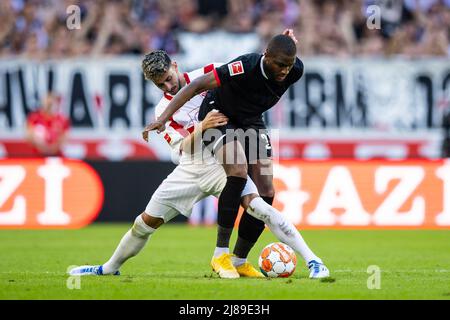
[201,110,228,131]
[283,28,298,44]
[142,120,166,142]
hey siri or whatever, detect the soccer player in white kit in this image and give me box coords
[69,51,329,279]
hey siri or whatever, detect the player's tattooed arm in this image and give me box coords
[181,110,228,154]
[142,72,219,142]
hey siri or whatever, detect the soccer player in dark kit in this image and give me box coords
[143,29,329,278]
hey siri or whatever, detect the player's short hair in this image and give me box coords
[142,50,171,81]
[266,35,297,57]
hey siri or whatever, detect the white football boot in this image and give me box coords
[68,265,120,276]
[308,260,330,279]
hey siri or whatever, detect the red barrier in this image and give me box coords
[270,159,450,229]
[0,158,103,229]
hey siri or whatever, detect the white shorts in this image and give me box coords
[145,163,258,222]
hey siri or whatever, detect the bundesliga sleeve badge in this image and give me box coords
[228,61,244,76]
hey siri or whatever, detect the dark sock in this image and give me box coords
[233,236,255,259]
[233,196,274,258]
[216,176,247,248]
[216,226,233,248]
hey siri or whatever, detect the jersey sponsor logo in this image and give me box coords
[228,61,244,76]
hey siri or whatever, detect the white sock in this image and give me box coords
[102,215,156,274]
[231,256,247,267]
[213,247,229,258]
[248,197,322,265]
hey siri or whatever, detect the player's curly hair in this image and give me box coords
[142,50,171,81]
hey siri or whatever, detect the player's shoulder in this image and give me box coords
[217,53,261,78]
[186,62,224,81]
[288,56,305,82]
[232,53,261,67]
[245,52,262,61]
[154,94,171,117]
[294,57,304,72]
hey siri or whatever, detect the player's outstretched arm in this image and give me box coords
[142,72,219,142]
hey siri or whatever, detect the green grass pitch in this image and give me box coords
[1,223,449,299]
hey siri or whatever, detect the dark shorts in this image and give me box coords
[199,92,272,162]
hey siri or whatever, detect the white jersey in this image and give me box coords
[154,63,222,165]
[147,63,259,220]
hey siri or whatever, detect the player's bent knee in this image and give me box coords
[131,213,161,239]
[241,193,259,210]
[256,180,275,198]
[140,212,164,229]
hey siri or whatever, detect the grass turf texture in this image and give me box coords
[0,223,449,299]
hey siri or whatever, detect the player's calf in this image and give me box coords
[140,212,164,230]
[101,214,157,274]
[245,196,331,279]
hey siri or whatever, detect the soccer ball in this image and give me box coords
[258,242,297,278]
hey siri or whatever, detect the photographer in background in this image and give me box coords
[25,92,70,157]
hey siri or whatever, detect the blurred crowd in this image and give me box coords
[0,0,449,59]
